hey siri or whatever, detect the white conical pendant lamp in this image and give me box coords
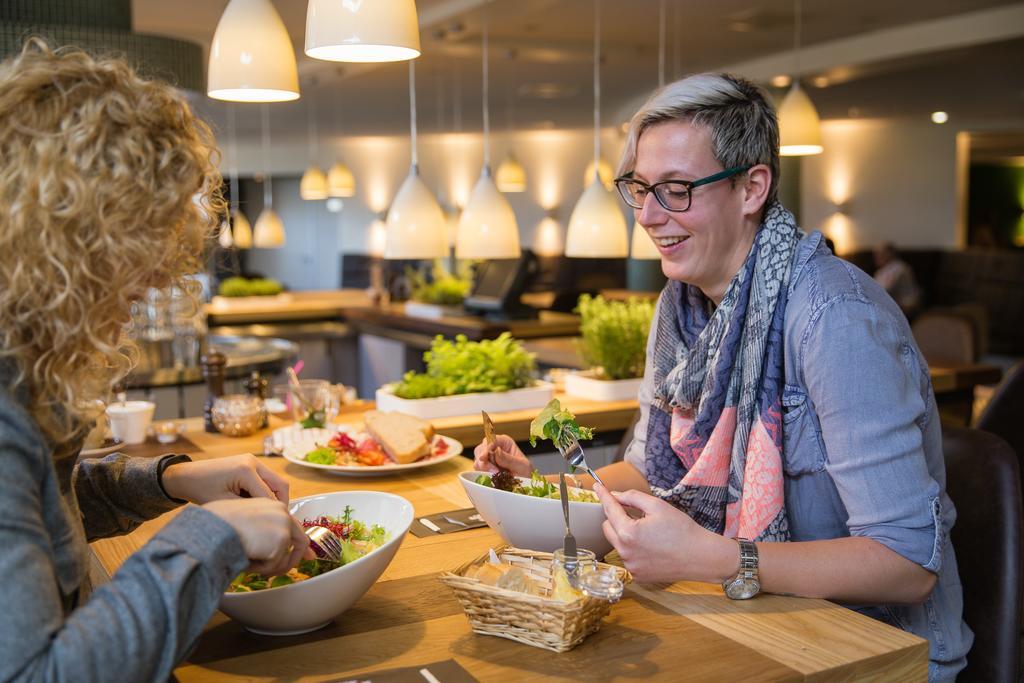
[224,104,252,249]
[233,210,253,248]
[630,220,660,259]
[629,0,667,262]
[384,61,447,260]
[253,105,285,248]
[778,0,822,156]
[779,83,823,156]
[457,169,521,258]
[305,0,421,63]
[566,0,627,258]
[300,99,327,200]
[218,220,234,248]
[300,166,328,200]
[567,178,628,257]
[495,154,527,193]
[208,0,300,102]
[455,9,520,259]
[327,162,356,198]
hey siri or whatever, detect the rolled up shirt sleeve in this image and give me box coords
[801,296,944,572]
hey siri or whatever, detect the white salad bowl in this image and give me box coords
[458,471,612,558]
[218,490,414,635]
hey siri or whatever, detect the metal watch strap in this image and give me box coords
[722,537,760,598]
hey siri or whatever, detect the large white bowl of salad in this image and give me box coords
[458,470,612,557]
[218,490,413,635]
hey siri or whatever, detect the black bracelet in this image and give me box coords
[157,453,193,503]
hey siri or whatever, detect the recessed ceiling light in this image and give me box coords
[812,76,830,88]
[771,75,791,88]
[931,111,949,124]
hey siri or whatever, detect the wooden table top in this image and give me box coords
[90,402,927,682]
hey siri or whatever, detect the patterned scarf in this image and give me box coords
[643,202,802,542]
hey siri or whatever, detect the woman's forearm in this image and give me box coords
[546,461,651,494]
[713,535,937,605]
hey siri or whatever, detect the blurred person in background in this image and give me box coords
[873,242,922,319]
[0,40,310,682]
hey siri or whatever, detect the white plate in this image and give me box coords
[282,430,463,477]
[80,438,122,458]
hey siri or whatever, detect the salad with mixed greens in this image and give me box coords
[474,470,599,503]
[528,399,595,449]
[227,506,390,592]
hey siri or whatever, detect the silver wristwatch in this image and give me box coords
[722,538,760,600]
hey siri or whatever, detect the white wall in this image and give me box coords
[228,128,635,289]
[800,118,960,254]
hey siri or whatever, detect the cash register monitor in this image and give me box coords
[463,251,537,317]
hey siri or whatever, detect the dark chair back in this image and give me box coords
[976,363,1024,463]
[943,426,1023,683]
[912,312,976,365]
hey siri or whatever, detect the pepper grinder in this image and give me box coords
[244,370,269,429]
[200,350,226,433]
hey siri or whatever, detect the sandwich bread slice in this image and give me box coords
[363,411,435,464]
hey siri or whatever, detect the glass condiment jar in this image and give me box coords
[210,394,266,437]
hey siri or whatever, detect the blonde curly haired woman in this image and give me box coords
[0,41,312,681]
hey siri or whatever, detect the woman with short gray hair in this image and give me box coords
[476,72,970,681]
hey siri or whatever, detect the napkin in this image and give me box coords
[409,507,488,537]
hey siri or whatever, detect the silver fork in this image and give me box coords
[559,473,579,587]
[304,525,344,563]
[557,433,605,487]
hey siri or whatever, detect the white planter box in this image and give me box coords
[375,381,555,419]
[403,301,467,320]
[564,370,643,401]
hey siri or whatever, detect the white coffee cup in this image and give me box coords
[106,401,156,445]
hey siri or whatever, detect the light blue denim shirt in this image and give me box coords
[625,231,972,682]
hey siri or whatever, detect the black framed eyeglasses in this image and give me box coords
[614,166,751,212]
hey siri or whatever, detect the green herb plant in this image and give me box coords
[392,332,537,399]
[406,260,473,306]
[575,294,654,380]
[218,276,284,298]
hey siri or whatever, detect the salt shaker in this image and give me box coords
[200,350,226,433]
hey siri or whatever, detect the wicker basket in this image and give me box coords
[439,546,631,652]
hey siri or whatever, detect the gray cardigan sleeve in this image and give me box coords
[0,419,248,683]
[73,452,183,541]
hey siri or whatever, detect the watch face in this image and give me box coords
[726,578,760,600]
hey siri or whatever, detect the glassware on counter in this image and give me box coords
[211,394,267,437]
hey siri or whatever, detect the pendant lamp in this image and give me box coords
[384,61,447,260]
[630,221,660,259]
[253,105,286,248]
[495,154,527,193]
[630,0,666,261]
[300,99,327,200]
[566,0,627,258]
[582,159,614,191]
[224,104,252,248]
[778,0,823,156]
[455,9,520,260]
[327,162,356,198]
[305,0,421,63]
[208,0,300,102]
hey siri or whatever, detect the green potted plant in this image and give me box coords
[403,260,473,319]
[375,332,554,418]
[565,294,654,401]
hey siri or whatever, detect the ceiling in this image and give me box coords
[131,0,1024,148]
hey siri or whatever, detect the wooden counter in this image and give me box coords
[204,290,373,325]
[89,403,927,682]
[345,304,580,343]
